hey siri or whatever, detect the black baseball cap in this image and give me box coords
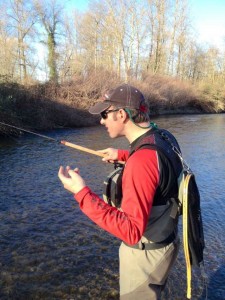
[89,84,148,114]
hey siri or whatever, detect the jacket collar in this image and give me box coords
[129,129,153,154]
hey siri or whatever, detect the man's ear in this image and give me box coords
[118,109,128,122]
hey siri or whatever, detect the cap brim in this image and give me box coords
[89,101,111,114]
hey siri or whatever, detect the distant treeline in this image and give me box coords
[1,0,225,87]
[0,0,225,137]
[0,72,224,136]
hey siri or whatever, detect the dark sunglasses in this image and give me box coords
[100,109,120,119]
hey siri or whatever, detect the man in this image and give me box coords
[58,84,181,300]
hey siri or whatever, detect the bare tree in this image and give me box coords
[0,22,17,80]
[34,0,65,82]
[6,0,37,82]
[1,0,223,89]
[57,12,78,81]
[145,0,168,75]
[154,0,167,73]
[167,0,180,75]
[105,0,147,81]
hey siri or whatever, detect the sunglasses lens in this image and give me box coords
[100,109,119,119]
[100,111,107,119]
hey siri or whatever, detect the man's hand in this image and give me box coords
[58,166,86,194]
[97,148,119,163]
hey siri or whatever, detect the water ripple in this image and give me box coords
[0,114,225,299]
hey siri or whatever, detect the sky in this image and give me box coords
[71,0,225,49]
[190,0,225,48]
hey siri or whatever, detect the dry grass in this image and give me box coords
[130,75,220,114]
[0,72,224,135]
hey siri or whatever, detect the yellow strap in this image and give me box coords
[183,173,192,299]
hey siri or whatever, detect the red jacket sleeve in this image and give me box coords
[74,149,160,245]
[118,149,129,161]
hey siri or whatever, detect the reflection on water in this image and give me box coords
[0,114,225,300]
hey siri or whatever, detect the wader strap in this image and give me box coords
[124,232,176,250]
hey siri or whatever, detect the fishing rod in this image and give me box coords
[0,121,105,158]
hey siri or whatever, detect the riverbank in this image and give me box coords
[0,74,224,135]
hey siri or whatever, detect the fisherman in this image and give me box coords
[58,84,181,300]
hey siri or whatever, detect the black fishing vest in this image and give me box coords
[103,128,183,246]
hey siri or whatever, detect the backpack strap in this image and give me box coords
[130,130,183,215]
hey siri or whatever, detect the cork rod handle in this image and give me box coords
[61,140,105,157]
[60,140,124,165]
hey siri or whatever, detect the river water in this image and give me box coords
[0,114,225,300]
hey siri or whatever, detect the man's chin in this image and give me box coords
[109,133,123,139]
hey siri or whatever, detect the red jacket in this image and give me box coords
[74,148,160,245]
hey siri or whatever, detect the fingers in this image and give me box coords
[102,157,114,163]
[58,166,65,179]
[58,166,79,181]
[102,157,109,162]
[98,148,113,162]
[98,148,113,159]
[98,149,110,161]
[73,167,79,173]
[58,166,69,185]
[67,169,79,179]
[58,165,86,194]
[97,148,109,154]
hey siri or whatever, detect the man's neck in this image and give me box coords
[125,121,152,143]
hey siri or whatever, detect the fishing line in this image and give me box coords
[0,121,59,142]
[0,121,104,158]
